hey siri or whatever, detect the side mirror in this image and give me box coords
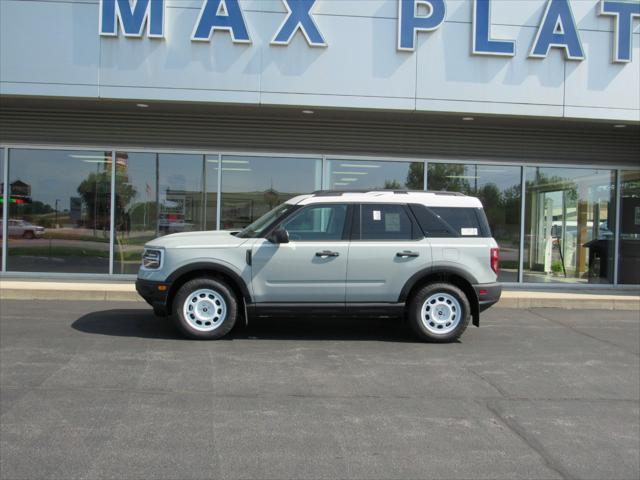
[268,226,289,244]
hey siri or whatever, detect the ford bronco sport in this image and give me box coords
[136,191,501,342]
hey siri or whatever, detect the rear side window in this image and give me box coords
[358,204,418,240]
[409,204,491,238]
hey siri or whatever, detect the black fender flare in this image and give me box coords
[398,265,480,326]
[166,262,252,304]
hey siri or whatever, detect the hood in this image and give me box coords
[146,230,249,249]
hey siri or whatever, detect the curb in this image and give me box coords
[1,281,638,311]
[0,282,140,303]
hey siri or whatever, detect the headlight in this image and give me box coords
[142,248,163,270]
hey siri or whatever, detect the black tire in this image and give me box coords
[23,231,35,239]
[407,282,470,343]
[172,277,238,340]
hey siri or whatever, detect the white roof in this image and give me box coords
[286,191,483,208]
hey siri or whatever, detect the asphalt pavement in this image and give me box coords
[1,301,639,480]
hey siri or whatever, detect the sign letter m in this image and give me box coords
[100,0,165,38]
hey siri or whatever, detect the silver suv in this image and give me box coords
[136,191,501,342]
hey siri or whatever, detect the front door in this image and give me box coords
[346,203,431,303]
[251,203,350,303]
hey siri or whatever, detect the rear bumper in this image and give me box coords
[135,278,171,316]
[474,282,502,312]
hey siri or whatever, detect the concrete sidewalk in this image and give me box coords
[1,279,638,310]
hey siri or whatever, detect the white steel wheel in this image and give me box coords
[420,292,462,335]
[182,288,227,332]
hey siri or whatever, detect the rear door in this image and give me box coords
[251,203,351,303]
[346,203,431,303]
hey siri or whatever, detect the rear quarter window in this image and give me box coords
[409,204,491,238]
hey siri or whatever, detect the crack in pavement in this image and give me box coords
[466,367,511,398]
[485,399,574,480]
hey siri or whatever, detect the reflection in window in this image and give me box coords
[523,167,615,284]
[204,155,219,230]
[618,170,640,284]
[325,159,423,191]
[158,154,204,235]
[220,155,321,230]
[0,149,4,266]
[114,152,158,274]
[428,163,521,282]
[6,149,112,273]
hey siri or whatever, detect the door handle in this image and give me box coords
[316,250,340,257]
[396,251,419,258]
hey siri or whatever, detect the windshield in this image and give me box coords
[235,203,298,238]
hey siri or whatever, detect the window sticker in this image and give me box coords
[461,227,478,236]
[385,213,401,232]
[373,210,381,221]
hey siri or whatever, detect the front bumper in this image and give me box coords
[474,282,502,312]
[135,278,171,316]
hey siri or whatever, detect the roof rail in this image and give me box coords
[425,190,466,196]
[311,189,466,197]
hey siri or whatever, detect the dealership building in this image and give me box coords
[0,0,639,286]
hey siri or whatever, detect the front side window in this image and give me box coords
[359,204,415,240]
[236,203,298,239]
[281,204,348,241]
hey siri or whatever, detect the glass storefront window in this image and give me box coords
[325,159,424,191]
[204,155,219,230]
[523,167,616,284]
[427,163,522,282]
[618,170,640,284]
[220,155,321,229]
[1,149,4,266]
[113,152,158,274]
[158,154,204,235]
[6,149,113,273]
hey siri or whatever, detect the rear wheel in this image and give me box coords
[173,277,237,340]
[22,231,35,239]
[407,283,470,343]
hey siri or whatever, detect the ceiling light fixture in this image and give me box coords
[339,163,380,169]
[332,171,368,175]
[302,109,314,114]
[136,103,149,108]
[613,124,626,128]
[462,116,474,121]
[212,167,252,172]
[70,154,108,160]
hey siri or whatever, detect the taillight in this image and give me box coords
[490,248,499,274]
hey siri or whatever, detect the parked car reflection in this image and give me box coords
[2,219,46,239]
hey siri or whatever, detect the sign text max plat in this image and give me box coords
[99,0,640,63]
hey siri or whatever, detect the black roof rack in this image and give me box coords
[310,189,465,197]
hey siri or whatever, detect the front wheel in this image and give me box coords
[173,277,238,340]
[407,283,470,343]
